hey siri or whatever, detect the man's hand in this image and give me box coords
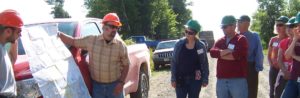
[171,82,176,88]
[293,29,300,40]
[202,83,208,87]
[113,82,124,96]
[220,49,232,56]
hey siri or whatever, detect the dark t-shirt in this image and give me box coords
[177,44,200,76]
[291,40,300,80]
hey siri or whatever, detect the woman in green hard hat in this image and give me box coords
[281,12,300,98]
[170,19,209,98]
[275,17,296,98]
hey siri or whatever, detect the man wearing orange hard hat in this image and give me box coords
[0,9,24,98]
[58,13,130,98]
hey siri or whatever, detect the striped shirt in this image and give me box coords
[74,34,130,83]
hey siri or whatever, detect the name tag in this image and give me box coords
[228,44,235,50]
[197,49,204,54]
[298,77,300,83]
[273,42,279,47]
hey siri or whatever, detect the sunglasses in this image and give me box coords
[185,29,196,35]
[105,24,120,29]
[288,24,296,28]
[276,24,285,27]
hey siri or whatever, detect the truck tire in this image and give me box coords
[130,68,149,98]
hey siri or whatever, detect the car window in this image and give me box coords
[156,41,177,50]
[80,22,101,37]
[58,22,77,36]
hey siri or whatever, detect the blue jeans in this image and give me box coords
[175,79,202,98]
[281,80,300,98]
[92,80,124,98]
[216,78,248,98]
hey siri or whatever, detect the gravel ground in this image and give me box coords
[147,53,271,98]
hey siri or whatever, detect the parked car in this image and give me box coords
[199,31,215,50]
[152,40,178,70]
[14,18,150,98]
[130,36,160,48]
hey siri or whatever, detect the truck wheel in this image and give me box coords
[130,69,149,98]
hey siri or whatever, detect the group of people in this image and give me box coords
[268,14,300,98]
[0,9,130,98]
[170,13,300,98]
[1,8,300,98]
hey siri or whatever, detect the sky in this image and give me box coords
[188,0,259,39]
[0,0,258,39]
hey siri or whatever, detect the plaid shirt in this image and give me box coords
[74,35,130,83]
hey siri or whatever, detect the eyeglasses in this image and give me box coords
[288,25,296,28]
[105,24,120,29]
[185,29,196,35]
[276,24,285,27]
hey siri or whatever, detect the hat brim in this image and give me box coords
[102,21,122,27]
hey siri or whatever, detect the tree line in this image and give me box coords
[47,0,300,48]
[251,0,300,48]
[84,0,192,40]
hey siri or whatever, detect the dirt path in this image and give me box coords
[148,53,271,98]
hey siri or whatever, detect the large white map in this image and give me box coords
[20,23,91,98]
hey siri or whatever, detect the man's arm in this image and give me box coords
[278,49,287,72]
[9,41,18,65]
[254,33,264,71]
[221,37,248,61]
[118,45,130,83]
[58,32,75,46]
[285,38,297,58]
[268,38,274,66]
[220,49,235,60]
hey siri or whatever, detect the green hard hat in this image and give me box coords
[286,17,296,25]
[221,15,236,26]
[294,12,300,24]
[185,19,201,33]
[276,16,289,23]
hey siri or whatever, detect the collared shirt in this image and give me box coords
[74,34,130,83]
[240,31,264,71]
[0,44,17,96]
[210,34,249,78]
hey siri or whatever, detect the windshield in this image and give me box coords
[156,41,177,50]
[18,22,78,55]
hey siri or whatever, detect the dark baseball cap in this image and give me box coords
[238,15,251,22]
[276,16,289,23]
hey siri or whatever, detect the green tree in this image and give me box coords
[283,0,300,16]
[168,0,192,35]
[85,0,178,39]
[47,0,71,18]
[251,0,285,48]
[151,0,178,39]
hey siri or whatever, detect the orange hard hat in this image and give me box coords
[0,9,24,29]
[102,13,122,27]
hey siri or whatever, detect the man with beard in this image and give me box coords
[58,13,130,98]
[0,9,24,97]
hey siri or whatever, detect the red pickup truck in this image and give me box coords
[14,18,150,98]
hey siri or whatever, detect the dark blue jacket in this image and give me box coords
[171,38,209,84]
